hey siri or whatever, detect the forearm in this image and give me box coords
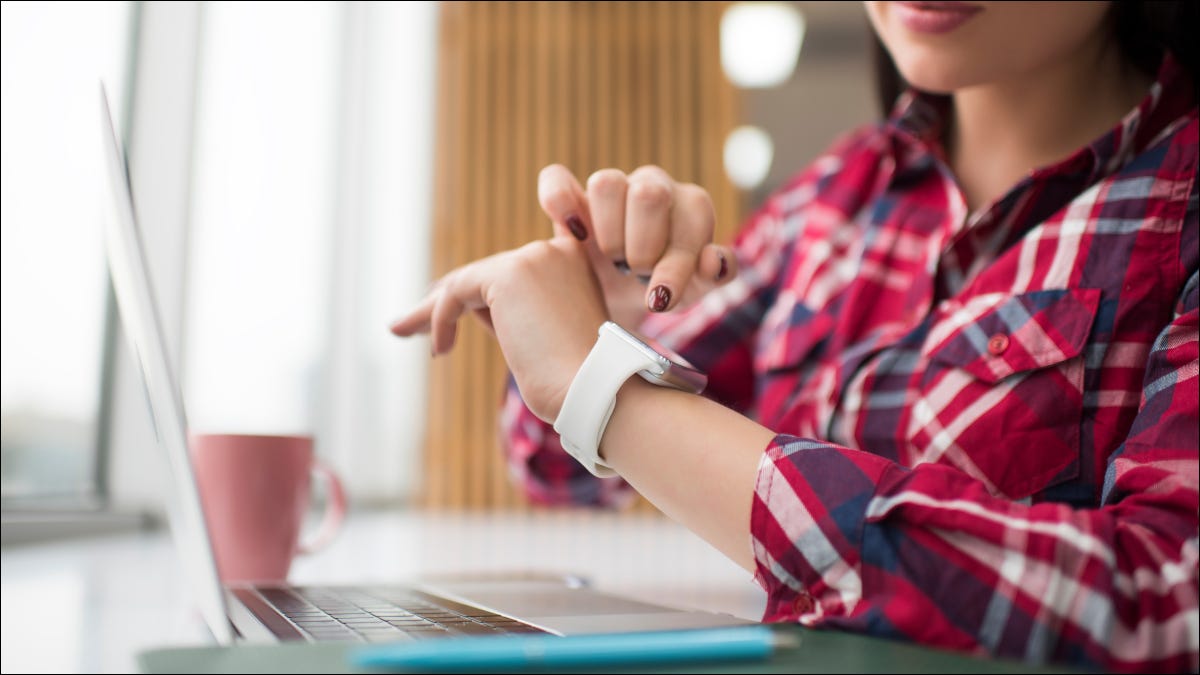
[599,378,775,573]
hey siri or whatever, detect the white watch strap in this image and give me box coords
[553,325,661,477]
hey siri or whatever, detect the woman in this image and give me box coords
[391,2,1198,671]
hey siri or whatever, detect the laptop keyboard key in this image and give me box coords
[267,586,547,641]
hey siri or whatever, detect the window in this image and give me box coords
[184,2,341,437]
[1,1,133,507]
[93,1,437,511]
[5,1,436,519]
[181,1,436,504]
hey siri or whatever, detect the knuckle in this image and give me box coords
[502,250,537,283]
[586,168,626,195]
[538,163,569,182]
[676,183,714,211]
[675,185,716,237]
[436,270,459,294]
[629,164,670,182]
[517,239,553,261]
[627,178,672,210]
[537,166,575,209]
[538,181,569,204]
[514,239,581,275]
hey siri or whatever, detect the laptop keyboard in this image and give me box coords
[257,586,548,642]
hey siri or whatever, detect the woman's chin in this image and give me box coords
[895,59,984,96]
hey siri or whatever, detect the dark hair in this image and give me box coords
[872,1,1199,116]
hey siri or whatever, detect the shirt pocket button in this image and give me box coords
[987,334,1009,355]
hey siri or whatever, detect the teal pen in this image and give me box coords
[351,626,792,671]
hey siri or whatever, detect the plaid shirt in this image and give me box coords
[500,56,1198,672]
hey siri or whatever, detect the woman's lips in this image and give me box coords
[893,1,983,34]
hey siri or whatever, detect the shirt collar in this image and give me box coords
[885,53,1194,185]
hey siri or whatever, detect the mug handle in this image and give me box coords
[297,457,347,555]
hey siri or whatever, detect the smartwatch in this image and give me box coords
[553,321,707,477]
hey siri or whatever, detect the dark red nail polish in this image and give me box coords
[648,285,671,312]
[566,216,587,241]
[717,252,728,280]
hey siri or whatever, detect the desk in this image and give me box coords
[1,509,766,673]
[5,509,1072,674]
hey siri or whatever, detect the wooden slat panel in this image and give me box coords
[477,1,504,509]
[593,1,615,169]
[638,3,657,170]
[425,0,463,509]
[701,1,743,240]
[460,0,486,510]
[654,1,674,173]
[675,5,696,187]
[424,1,740,510]
[496,0,532,509]
[612,2,634,172]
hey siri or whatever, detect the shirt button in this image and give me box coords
[988,334,1009,355]
[792,591,815,615]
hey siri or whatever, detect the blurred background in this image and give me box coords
[1,1,875,535]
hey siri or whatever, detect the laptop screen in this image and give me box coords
[99,83,234,644]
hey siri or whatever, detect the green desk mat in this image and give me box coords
[139,625,1087,674]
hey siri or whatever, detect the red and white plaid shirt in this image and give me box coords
[500,56,1198,672]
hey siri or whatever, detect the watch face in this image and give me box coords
[602,322,707,394]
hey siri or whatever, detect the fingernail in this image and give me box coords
[614,259,631,274]
[717,252,728,280]
[566,216,587,241]
[648,285,671,312]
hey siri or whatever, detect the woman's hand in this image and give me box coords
[537,164,738,326]
[389,237,608,423]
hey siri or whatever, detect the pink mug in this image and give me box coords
[189,433,347,584]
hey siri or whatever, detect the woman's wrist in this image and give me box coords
[596,377,660,466]
[596,375,772,572]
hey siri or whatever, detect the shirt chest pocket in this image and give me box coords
[909,288,1101,500]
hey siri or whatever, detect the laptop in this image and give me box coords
[98,84,753,645]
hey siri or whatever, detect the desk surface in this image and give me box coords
[3,508,1071,674]
[1,508,767,674]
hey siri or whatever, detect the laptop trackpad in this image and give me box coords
[425,581,753,635]
[429,581,666,616]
